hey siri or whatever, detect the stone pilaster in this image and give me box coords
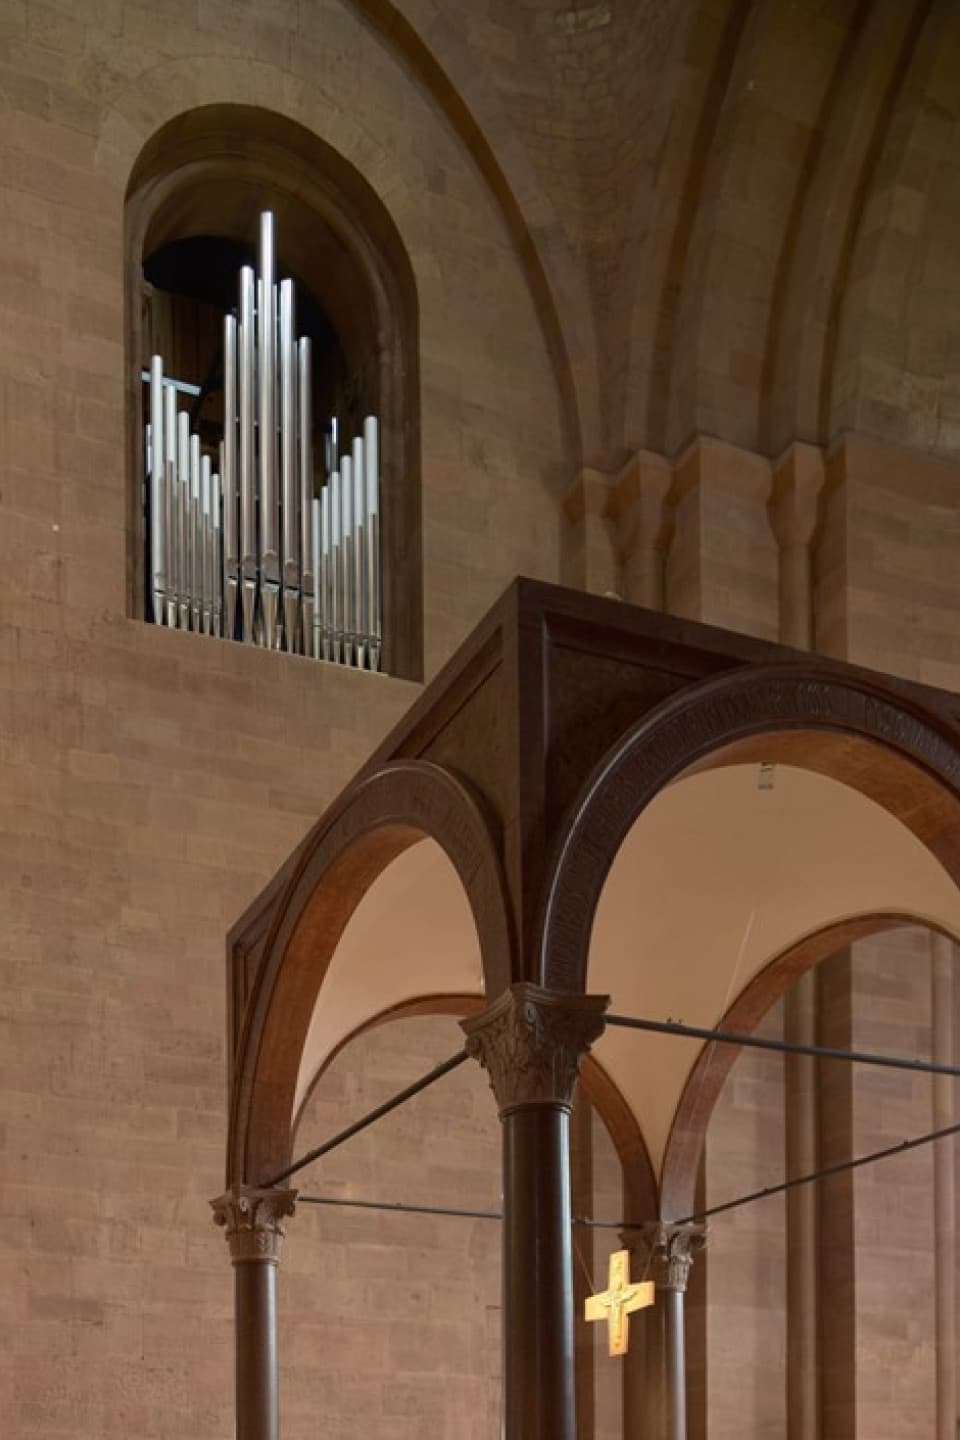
[617,449,674,610]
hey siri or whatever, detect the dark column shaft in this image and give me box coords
[502,1104,576,1440]
[665,1288,687,1440]
[235,1259,279,1440]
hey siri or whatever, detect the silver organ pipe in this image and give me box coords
[280,278,299,652]
[311,497,322,660]
[222,313,238,642]
[258,212,279,648]
[364,416,381,671]
[163,382,177,630]
[341,452,354,667]
[330,466,342,664]
[201,452,212,637]
[177,411,190,632]
[299,339,314,658]
[148,355,165,624]
[143,211,383,670]
[351,434,366,670]
[320,482,331,661]
[239,265,256,643]
[189,433,201,632]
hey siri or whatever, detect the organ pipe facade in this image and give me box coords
[144,211,382,670]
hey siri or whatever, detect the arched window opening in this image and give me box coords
[125,106,422,679]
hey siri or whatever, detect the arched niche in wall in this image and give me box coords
[124,103,422,680]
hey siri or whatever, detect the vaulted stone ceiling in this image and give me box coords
[364,0,960,470]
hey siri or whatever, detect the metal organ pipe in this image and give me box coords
[341,452,354,667]
[352,434,366,670]
[143,210,384,672]
[148,355,165,624]
[364,416,381,672]
[330,467,342,664]
[163,383,177,630]
[299,339,314,659]
[222,314,238,642]
[280,279,299,652]
[239,265,256,643]
[190,433,201,633]
[258,212,279,648]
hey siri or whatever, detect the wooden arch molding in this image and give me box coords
[658,910,960,1220]
[539,662,960,995]
[228,759,514,1188]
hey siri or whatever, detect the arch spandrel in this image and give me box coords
[228,759,515,1187]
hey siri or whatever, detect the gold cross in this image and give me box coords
[584,1248,655,1356]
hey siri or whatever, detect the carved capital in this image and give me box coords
[211,1186,298,1265]
[461,983,608,1115]
[624,1221,706,1293]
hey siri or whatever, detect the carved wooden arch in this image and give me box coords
[229,759,514,1188]
[658,910,960,1220]
[539,663,960,995]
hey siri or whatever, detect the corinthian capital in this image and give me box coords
[461,983,608,1115]
[210,1185,298,1265]
[628,1221,706,1293]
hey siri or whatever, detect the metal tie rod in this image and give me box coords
[299,1116,960,1232]
[297,1194,641,1230]
[263,1048,470,1187]
[299,1194,502,1223]
[605,1012,960,1080]
[667,1116,960,1228]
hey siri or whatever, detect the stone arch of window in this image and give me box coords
[124,102,422,679]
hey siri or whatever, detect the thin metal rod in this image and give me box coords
[294,1118,960,1230]
[298,1194,502,1222]
[264,1048,470,1187]
[140,368,202,397]
[605,1012,960,1081]
[296,1194,614,1228]
[670,1118,960,1228]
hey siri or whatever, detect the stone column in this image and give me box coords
[658,1225,705,1440]
[462,983,608,1440]
[621,1228,665,1439]
[770,442,825,1440]
[931,933,957,1440]
[211,1185,298,1440]
[624,1223,705,1440]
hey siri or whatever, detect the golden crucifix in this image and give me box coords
[584,1248,655,1356]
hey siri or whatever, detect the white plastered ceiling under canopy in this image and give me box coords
[294,763,960,1181]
